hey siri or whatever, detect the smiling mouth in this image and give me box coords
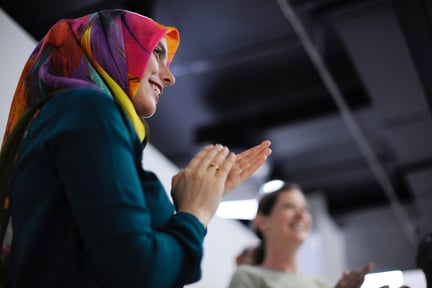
[152,83,162,95]
[290,223,308,231]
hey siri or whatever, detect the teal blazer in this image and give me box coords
[10,88,206,288]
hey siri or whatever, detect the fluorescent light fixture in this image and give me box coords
[216,199,258,220]
[260,179,284,194]
[361,270,403,288]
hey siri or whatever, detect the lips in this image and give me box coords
[150,81,163,96]
[289,222,308,231]
[153,84,161,95]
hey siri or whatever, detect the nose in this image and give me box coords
[294,207,309,218]
[161,65,176,87]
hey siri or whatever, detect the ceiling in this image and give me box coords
[2,0,432,235]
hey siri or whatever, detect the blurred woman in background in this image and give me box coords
[228,182,373,288]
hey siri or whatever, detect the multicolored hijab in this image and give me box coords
[0,9,179,263]
[3,9,179,144]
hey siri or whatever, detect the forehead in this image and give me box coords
[276,189,307,204]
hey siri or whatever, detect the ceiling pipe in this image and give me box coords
[171,35,299,77]
[275,0,418,245]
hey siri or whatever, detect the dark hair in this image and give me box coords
[236,244,265,266]
[253,241,265,265]
[253,182,302,240]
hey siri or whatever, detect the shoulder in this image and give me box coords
[298,274,333,288]
[46,88,118,112]
[33,88,138,143]
[229,266,265,288]
[313,276,333,288]
[234,265,264,275]
[41,88,130,129]
[230,265,270,282]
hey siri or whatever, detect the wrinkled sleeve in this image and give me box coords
[44,89,206,288]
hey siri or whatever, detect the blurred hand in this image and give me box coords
[335,262,374,288]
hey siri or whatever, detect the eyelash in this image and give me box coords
[154,47,163,58]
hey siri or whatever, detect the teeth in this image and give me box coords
[290,223,306,230]
[153,85,161,94]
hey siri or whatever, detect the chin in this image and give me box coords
[294,233,309,242]
[140,108,156,118]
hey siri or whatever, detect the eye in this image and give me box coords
[153,47,163,59]
[282,203,296,210]
[153,43,168,65]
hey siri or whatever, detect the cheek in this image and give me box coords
[305,215,313,229]
[145,55,159,74]
[133,85,155,118]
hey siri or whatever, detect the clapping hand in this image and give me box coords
[335,262,374,288]
[171,141,272,226]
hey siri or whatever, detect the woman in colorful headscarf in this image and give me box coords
[0,9,272,287]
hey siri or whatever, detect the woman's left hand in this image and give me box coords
[335,262,374,288]
[223,140,272,194]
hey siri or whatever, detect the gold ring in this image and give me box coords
[208,163,219,170]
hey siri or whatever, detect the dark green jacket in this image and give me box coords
[10,88,206,288]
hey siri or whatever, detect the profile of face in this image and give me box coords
[255,188,312,246]
[133,38,176,118]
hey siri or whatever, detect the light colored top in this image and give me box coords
[228,265,333,288]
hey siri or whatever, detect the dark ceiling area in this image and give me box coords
[2,0,432,234]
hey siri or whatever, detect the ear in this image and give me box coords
[253,213,268,233]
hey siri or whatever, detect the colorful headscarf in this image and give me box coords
[3,9,179,145]
[0,9,179,263]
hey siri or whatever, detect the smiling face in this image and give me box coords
[256,188,312,246]
[133,38,176,118]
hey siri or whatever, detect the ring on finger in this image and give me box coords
[208,163,220,171]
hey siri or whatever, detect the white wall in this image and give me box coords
[0,8,36,140]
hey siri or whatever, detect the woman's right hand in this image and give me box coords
[335,262,374,288]
[171,144,236,226]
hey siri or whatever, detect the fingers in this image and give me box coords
[215,151,236,177]
[239,140,272,164]
[237,140,271,162]
[186,144,229,173]
[336,262,374,288]
[204,144,229,173]
[361,262,375,274]
[235,140,272,179]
